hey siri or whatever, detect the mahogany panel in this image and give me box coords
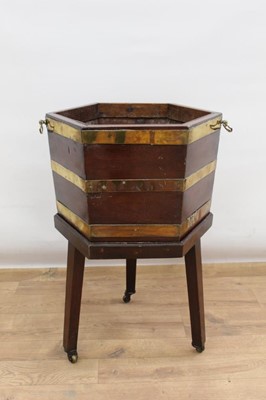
[86,174,214,225]
[84,144,187,179]
[47,130,219,181]
[84,135,219,180]
[52,173,89,223]
[167,104,209,123]
[87,191,182,224]
[58,104,98,123]
[185,132,220,177]
[181,172,215,221]
[52,172,215,226]
[48,132,86,179]
[97,103,169,118]
[85,117,180,125]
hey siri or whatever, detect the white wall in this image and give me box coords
[1,0,265,267]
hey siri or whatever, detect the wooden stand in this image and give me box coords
[55,213,213,363]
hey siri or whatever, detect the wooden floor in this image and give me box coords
[1,262,266,399]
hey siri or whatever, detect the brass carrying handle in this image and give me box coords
[39,119,54,134]
[39,117,233,134]
[210,120,233,133]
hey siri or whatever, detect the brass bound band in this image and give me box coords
[56,199,211,240]
[51,159,217,193]
[46,115,222,145]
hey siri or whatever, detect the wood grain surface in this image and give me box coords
[48,131,219,180]
[52,171,214,226]
[1,262,266,399]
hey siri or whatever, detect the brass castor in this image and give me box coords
[192,344,205,353]
[122,290,136,303]
[123,293,131,303]
[67,350,78,363]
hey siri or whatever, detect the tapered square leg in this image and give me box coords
[123,259,137,303]
[184,239,206,352]
[63,242,85,362]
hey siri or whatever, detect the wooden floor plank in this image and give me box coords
[0,282,19,292]
[0,263,266,398]
[0,310,185,341]
[3,334,266,361]
[98,354,266,383]
[1,379,266,400]
[0,359,98,386]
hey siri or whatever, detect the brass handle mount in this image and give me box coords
[39,119,54,134]
[210,120,233,133]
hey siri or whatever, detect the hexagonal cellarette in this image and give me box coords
[42,102,227,363]
[46,103,222,242]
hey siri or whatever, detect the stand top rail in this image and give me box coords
[54,213,213,260]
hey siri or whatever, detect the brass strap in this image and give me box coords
[56,200,211,239]
[51,160,216,193]
[46,116,221,145]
